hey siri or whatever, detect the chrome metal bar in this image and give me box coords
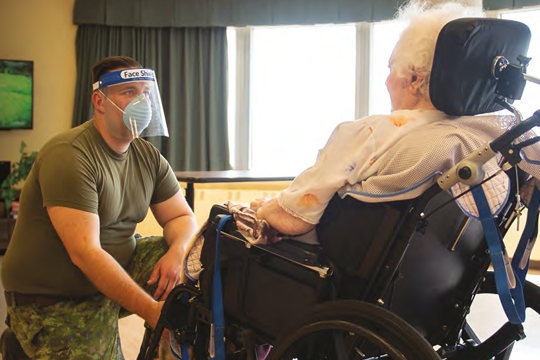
[450,217,471,251]
[524,73,540,86]
[220,231,332,278]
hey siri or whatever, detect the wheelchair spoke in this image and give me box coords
[332,330,349,360]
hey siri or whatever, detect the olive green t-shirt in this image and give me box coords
[1,120,180,297]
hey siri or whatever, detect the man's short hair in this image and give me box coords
[91,56,143,84]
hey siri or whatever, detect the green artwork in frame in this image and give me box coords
[0,59,33,130]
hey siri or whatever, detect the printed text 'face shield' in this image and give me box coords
[93,68,169,138]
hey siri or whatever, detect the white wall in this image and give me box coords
[0,0,77,166]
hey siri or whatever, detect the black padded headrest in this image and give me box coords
[430,18,531,116]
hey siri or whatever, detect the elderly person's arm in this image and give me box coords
[251,119,379,235]
[251,197,314,235]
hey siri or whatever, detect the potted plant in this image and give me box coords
[0,141,37,212]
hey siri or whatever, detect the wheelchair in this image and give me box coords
[139,18,540,360]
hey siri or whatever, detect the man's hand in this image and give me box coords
[149,190,198,300]
[147,246,184,300]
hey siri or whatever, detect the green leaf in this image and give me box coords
[1,141,37,211]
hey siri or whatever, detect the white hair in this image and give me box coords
[390,0,484,100]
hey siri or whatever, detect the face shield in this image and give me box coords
[92,68,169,138]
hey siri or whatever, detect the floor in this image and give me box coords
[0,258,538,359]
[467,271,540,359]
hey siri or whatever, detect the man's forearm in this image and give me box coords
[163,214,198,254]
[73,247,160,327]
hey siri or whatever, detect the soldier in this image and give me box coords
[1,56,197,359]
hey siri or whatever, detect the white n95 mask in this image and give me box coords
[99,92,153,138]
[122,94,152,138]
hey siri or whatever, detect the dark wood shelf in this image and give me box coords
[0,217,15,253]
[0,193,20,253]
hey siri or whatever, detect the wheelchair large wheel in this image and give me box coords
[268,300,440,360]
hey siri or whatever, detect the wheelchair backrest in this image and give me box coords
[388,186,501,344]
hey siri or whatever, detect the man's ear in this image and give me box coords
[92,91,106,113]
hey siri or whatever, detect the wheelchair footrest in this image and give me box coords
[442,322,525,360]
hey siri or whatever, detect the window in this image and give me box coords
[369,21,406,116]
[229,25,356,173]
[500,8,540,120]
[228,21,405,171]
[250,25,357,173]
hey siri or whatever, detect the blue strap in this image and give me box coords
[168,330,189,359]
[472,186,526,324]
[511,187,540,285]
[210,215,232,360]
[181,343,190,359]
[168,337,190,359]
[168,292,192,360]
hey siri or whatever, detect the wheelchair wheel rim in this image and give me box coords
[271,320,409,360]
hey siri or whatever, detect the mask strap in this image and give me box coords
[98,90,126,115]
[99,90,138,139]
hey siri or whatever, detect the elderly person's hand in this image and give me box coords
[250,197,272,213]
[250,197,315,235]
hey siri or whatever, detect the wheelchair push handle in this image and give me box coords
[490,110,540,153]
[438,110,540,191]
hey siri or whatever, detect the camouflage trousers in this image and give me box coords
[5,236,169,360]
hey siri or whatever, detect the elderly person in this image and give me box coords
[250,1,508,235]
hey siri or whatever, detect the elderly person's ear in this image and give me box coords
[409,74,423,95]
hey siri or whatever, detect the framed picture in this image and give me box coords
[0,59,34,130]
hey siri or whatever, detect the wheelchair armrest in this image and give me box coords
[218,229,332,277]
[479,271,540,315]
[205,204,330,277]
[257,240,327,269]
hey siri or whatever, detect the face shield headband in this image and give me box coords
[93,68,169,138]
